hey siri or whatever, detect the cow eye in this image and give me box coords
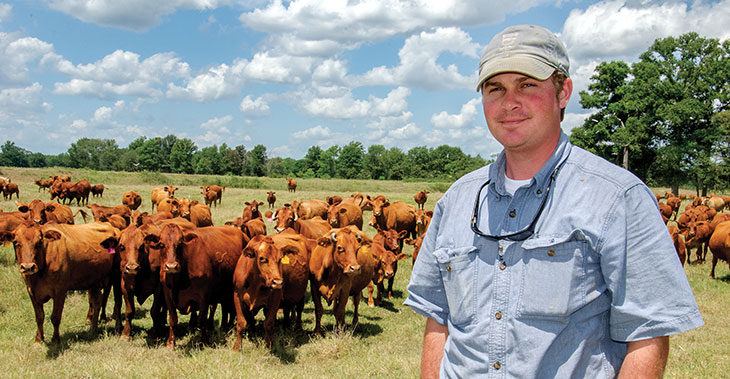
[259,257,268,263]
[337,246,344,253]
[117,245,125,251]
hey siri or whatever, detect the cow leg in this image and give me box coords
[311,279,324,335]
[29,295,46,344]
[150,290,166,337]
[112,277,122,332]
[232,291,247,351]
[387,262,398,299]
[367,282,375,308]
[88,287,103,334]
[294,298,304,331]
[207,303,217,330]
[711,256,718,278]
[50,293,68,344]
[333,292,349,334]
[163,289,178,349]
[263,294,282,348]
[197,296,210,344]
[351,292,362,327]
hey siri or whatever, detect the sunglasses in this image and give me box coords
[470,162,564,241]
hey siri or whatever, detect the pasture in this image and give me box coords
[0,167,727,378]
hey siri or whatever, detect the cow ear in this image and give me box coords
[45,203,56,212]
[191,200,199,205]
[243,247,256,258]
[339,207,348,214]
[183,233,198,244]
[17,204,29,213]
[43,230,62,241]
[384,201,390,207]
[245,202,251,206]
[0,231,14,243]
[396,253,408,261]
[100,237,118,249]
[404,238,414,245]
[398,230,408,239]
[317,236,332,247]
[284,203,291,208]
[282,245,299,256]
[426,211,433,217]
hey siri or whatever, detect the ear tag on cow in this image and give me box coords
[107,247,116,255]
[281,256,290,265]
[3,241,10,247]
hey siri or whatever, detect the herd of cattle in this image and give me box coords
[0,174,434,351]
[657,191,730,278]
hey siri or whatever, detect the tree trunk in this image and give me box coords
[672,184,680,197]
[701,187,708,197]
[622,145,629,170]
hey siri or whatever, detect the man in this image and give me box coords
[405,25,703,378]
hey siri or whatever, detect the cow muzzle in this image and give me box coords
[344,264,361,275]
[19,263,38,275]
[165,262,181,274]
[125,262,140,275]
[269,278,284,289]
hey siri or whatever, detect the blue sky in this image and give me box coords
[1,0,729,159]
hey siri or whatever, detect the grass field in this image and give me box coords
[0,167,727,378]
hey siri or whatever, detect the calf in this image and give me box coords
[286,177,297,192]
[1,222,121,344]
[327,202,363,229]
[35,178,54,192]
[122,191,142,210]
[414,190,429,210]
[685,220,712,263]
[179,198,213,227]
[367,231,407,307]
[150,186,177,212]
[3,181,19,200]
[273,206,297,233]
[241,200,264,223]
[91,184,105,198]
[201,185,224,207]
[415,209,433,237]
[157,224,244,349]
[267,191,276,209]
[667,225,687,266]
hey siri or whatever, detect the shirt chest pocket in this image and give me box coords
[435,246,478,326]
[517,237,587,320]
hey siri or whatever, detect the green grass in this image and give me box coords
[0,167,726,377]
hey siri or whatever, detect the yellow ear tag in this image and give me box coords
[281,256,290,265]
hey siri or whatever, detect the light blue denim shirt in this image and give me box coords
[405,133,703,378]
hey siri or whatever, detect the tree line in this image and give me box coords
[571,32,730,195]
[0,137,488,181]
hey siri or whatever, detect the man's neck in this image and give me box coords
[503,135,560,180]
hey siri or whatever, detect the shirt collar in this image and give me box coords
[488,132,572,196]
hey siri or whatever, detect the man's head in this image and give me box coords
[476,24,570,91]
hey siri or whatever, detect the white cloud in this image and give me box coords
[562,111,594,135]
[301,86,410,119]
[0,33,55,84]
[201,115,232,134]
[0,3,11,22]
[354,27,479,90]
[292,125,331,139]
[0,83,51,128]
[243,52,314,84]
[239,95,270,116]
[387,123,421,140]
[49,0,229,32]
[431,98,481,129]
[167,59,246,102]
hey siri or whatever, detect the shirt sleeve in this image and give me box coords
[404,198,450,325]
[598,183,703,341]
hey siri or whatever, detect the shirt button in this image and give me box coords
[446,265,451,271]
[499,263,506,270]
[537,189,542,195]
[548,249,555,256]
[509,210,516,218]
[495,312,502,320]
[493,362,501,370]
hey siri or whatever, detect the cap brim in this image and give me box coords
[476,56,556,91]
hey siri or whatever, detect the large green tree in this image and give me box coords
[337,141,365,179]
[169,138,197,174]
[66,138,119,170]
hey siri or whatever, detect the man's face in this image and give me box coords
[481,72,572,156]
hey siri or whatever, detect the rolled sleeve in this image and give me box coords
[405,201,450,325]
[599,184,703,341]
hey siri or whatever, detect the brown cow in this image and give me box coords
[667,225,687,266]
[17,199,79,225]
[269,231,311,330]
[341,193,373,211]
[59,179,91,206]
[309,227,362,334]
[91,184,105,198]
[156,198,182,217]
[295,199,328,220]
[267,191,276,209]
[367,229,407,306]
[201,185,224,207]
[232,235,299,349]
[286,177,297,192]
[150,186,177,212]
[87,204,132,224]
[156,224,244,349]
[415,209,433,237]
[405,235,425,267]
[35,178,54,192]
[414,190,429,210]
[327,202,363,229]
[658,202,673,224]
[242,218,267,239]
[122,191,142,211]
[373,228,407,299]
[0,221,121,344]
[273,206,297,233]
[711,213,730,231]
[666,196,681,220]
[326,195,343,206]
[3,181,19,200]
[709,221,730,278]
[369,199,417,244]
[179,198,213,227]
[705,197,725,213]
[0,211,31,236]
[685,220,713,263]
[241,200,264,223]
[292,216,331,239]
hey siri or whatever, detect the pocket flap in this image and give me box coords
[433,246,477,263]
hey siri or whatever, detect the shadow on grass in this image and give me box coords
[717,273,730,283]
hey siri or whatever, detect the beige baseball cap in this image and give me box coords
[476,24,570,91]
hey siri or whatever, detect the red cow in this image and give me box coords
[327,202,363,230]
[415,209,433,237]
[269,231,312,330]
[242,218,267,239]
[201,185,224,207]
[267,191,276,209]
[709,221,730,278]
[405,235,425,267]
[295,199,328,220]
[17,199,79,225]
[91,184,105,198]
[666,196,681,220]
[293,216,331,239]
[0,222,121,344]
[179,198,213,227]
[685,220,713,263]
[35,178,54,192]
[156,198,181,217]
[286,178,297,193]
[242,201,264,223]
[156,224,244,349]
[3,181,19,200]
[369,199,417,244]
[309,227,362,334]
[273,206,297,233]
[150,186,177,212]
[658,202,672,224]
[414,190,429,210]
[367,229,407,307]
[122,191,142,211]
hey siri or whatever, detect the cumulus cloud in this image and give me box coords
[354,27,479,90]
[201,115,232,133]
[167,59,246,102]
[239,95,270,116]
[0,33,55,84]
[243,52,314,84]
[292,125,331,139]
[0,3,11,22]
[431,98,481,129]
[49,0,229,32]
[301,86,410,119]
[0,83,51,128]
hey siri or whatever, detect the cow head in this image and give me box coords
[157,223,187,274]
[313,228,361,280]
[273,207,295,233]
[375,228,402,252]
[327,204,341,228]
[243,235,290,289]
[242,201,263,220]
[371,197,389,218]
[164,186,178,198]
[122,191,142,210]
[12,223,58,275]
